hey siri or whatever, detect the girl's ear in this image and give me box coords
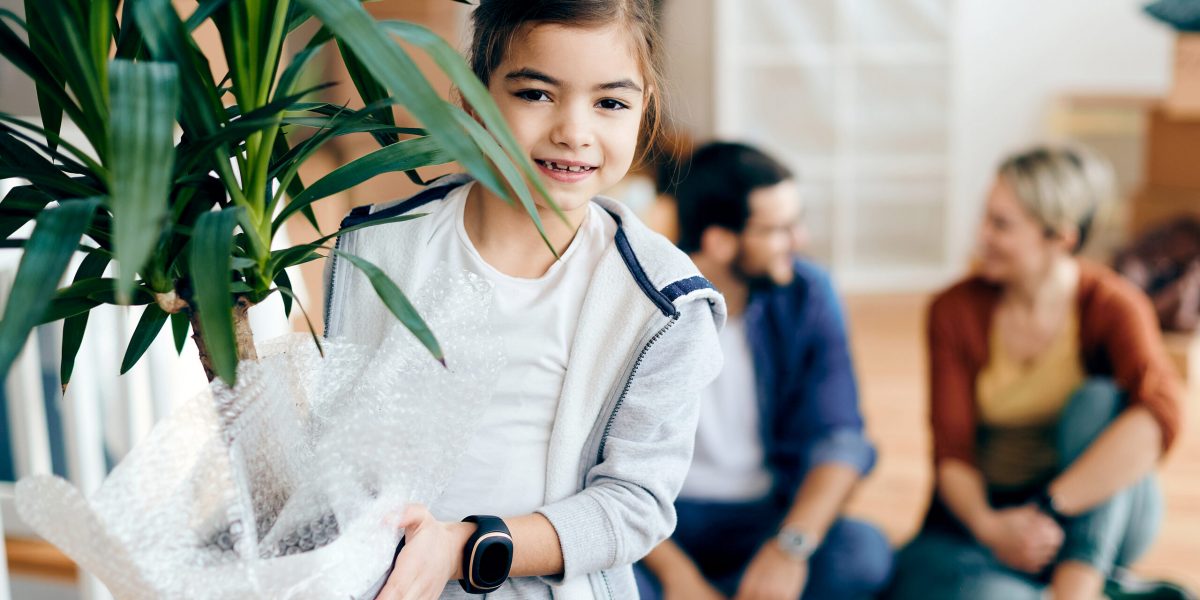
[701,226,740,265]
[454,89,485,125]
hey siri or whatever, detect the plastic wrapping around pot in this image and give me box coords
[15,266,505,599]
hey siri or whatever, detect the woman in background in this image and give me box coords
[889,144,1188,600]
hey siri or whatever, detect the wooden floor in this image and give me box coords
[841,293,1200,588]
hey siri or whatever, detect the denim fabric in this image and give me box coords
[888,379,1164,599]
[635,496,892,600]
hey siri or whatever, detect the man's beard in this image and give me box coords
[733,247,785,291]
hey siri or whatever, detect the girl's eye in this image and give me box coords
[515,90,551,102]
[597,98,630,111]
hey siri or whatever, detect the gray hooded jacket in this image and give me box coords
[324,175,725,599]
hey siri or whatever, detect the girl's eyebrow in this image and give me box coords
[504,67,643,93]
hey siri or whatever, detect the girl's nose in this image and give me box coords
[550,105,595,150]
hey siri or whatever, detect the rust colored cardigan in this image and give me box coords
[927,261,1185,470]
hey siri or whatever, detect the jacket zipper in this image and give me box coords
[596,315,678,461]
[322,232,346,333]
[587,315,677,600]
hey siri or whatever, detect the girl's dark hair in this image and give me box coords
[674,142,794,254]
[468,0,666,160]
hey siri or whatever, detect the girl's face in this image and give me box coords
[488,23,647,214]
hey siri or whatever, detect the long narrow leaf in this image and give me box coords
[108,60,180,303]
[328,248,442,364]
[171,311,189,354]
[268,212,424,273]
[60,250,110,386]
[120,304,168,374]
[276,135,449,228]
[297,0,499,208]
[0,10,86,127]
[337,39,399,146]
[276,284,323,357]
[189,208,240,384]
[381,21,562,224]
[0,198,100,379]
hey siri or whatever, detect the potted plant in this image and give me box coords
[0,0,556,387]
[1,1,564,595]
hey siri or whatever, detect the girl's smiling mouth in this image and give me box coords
[535,158,598,182]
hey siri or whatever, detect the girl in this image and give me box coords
[323,1,726,599]
[888,145,1186,599]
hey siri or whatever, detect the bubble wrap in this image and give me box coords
[16,267,504,599]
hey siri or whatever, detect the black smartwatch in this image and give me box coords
[459,515,514,594]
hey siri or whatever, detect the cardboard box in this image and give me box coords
[1144,108,1200,189]
[1163,331,1200,390]
[1166,33,1200,119]
[1129,185,1200,237]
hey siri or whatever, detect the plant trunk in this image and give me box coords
[190,297,259,383]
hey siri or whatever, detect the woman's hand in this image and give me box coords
[375,505,472,600]
[974,504,1063,574]
[660,566,727,600]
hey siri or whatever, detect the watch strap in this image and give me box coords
[459,515,513,594]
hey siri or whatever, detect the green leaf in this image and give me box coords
[108,60,180,303]
[328,248,443,364]
[296,0,498,210]
[60,313,88,388]
[337,39,399,146]
[274,268,294,318]
[381,20,562,223]
[0,126,101,199]
[0,185,55,239]
[0,10,87,128]
[446,105,556,256]
[276,135,449,228]
[171,311,190,354]
[277,284,323,358]
[120,304,169,374]
[23,2,66,156]
[268,212,424,273]
[0,197,100,379]
[60,249,111,386]
[189,208,240,384]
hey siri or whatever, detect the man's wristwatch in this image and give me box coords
[459,515,514,594]
[1033,488,1067,523]
[775,525,818,562]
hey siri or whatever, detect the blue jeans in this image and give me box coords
[634,497,893,600]
[888,379,1164,600]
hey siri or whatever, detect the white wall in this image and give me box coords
[949,0,1174,272]
[663,0,1177,287]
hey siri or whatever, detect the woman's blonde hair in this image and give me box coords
[997,143,1117,253]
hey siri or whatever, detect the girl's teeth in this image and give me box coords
[545,161,590,173]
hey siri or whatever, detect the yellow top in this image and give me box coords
[975,309,1086,488]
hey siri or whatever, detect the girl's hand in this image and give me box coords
[375,505,473,600]
[975,504,1063,574]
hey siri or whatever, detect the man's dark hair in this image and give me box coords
[674,142,794,253]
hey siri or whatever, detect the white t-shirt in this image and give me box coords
[430,183,617,521]
[678,315,773,502]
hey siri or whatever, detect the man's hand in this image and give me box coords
[733,543,808,600]
[375,504,472,600]
[975,504,1063,574]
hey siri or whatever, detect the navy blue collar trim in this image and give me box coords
[339,181,458,230]
[339,181,712,318]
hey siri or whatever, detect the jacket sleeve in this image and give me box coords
[794,271,866,438]
[927,293,978,468]
[536,299,722,582]
[1094,277,1185,453]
